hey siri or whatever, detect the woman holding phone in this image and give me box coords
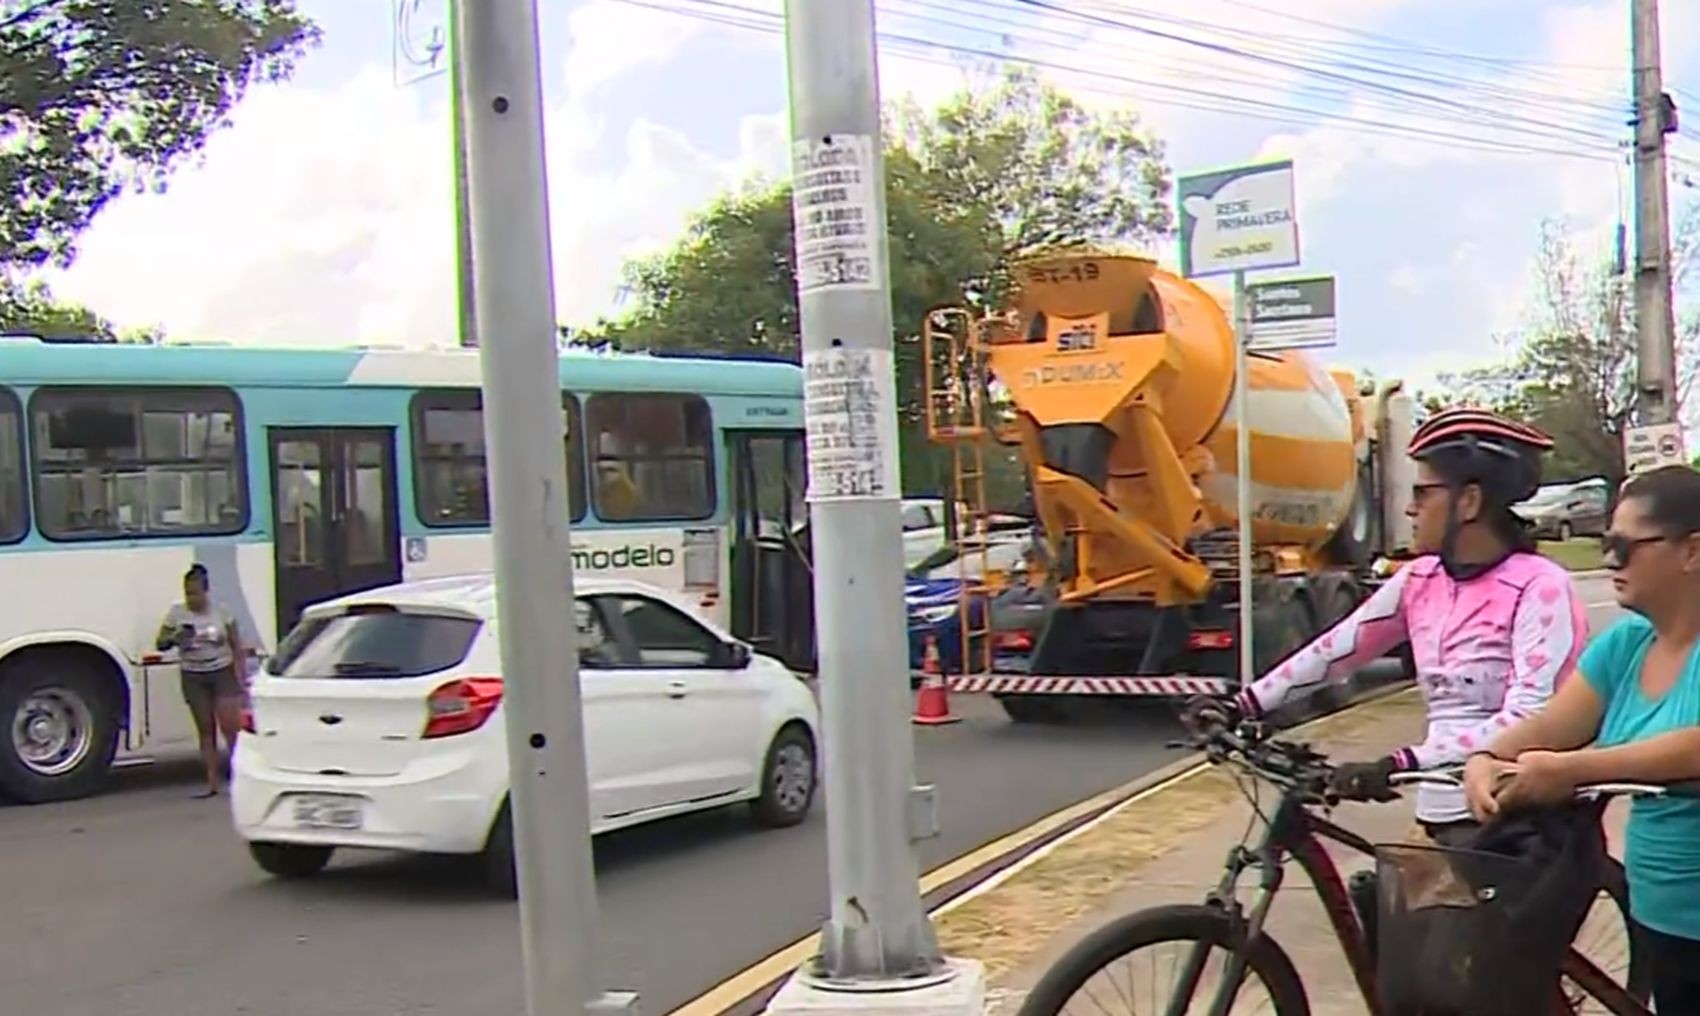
[156,563,245,798]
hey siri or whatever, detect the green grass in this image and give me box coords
[1539,538,1605,572]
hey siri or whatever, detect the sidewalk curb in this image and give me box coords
[674,681,1419,1016]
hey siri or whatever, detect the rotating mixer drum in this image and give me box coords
[991,251,1361,553]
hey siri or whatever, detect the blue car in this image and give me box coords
[903,531,1041,679]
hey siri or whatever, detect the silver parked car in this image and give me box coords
[1513,478,1611,541]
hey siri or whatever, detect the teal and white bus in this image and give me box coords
[0,340,812,803]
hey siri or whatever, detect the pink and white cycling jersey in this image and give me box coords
[1237,552,1588,823]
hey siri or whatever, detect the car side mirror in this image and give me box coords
[725,641,753,669]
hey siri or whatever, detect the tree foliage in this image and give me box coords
[579,67,1173,495]
[1424,208,1699,487]
[0,0,321,271]
[1,276,160,343]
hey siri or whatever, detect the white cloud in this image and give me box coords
[37,0,994,346]
[30,0,1695,374]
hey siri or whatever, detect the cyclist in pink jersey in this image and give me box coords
[1185,407,1589,844]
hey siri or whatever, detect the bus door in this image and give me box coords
[268,427,403,636]
[726,429,814,671]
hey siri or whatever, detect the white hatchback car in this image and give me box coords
[231,574,820,894]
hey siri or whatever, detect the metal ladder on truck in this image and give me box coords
[920,307,999,680]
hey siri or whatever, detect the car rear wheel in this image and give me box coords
[751,724,816,828]
[249,841,334,879]
[480,800,518,898]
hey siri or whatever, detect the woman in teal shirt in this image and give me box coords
[1463,464,1700,1012]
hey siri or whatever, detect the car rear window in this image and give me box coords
[271,608,482,679]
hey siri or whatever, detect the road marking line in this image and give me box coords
[666,683,1415,1016]
[1586,599,1618,609]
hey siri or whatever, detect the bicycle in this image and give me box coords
[1015,719,1690,1016]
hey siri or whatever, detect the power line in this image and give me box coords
[623,0,1628,166]
[1010,0,1629,151]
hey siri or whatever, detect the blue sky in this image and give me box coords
[41,0,1700,410]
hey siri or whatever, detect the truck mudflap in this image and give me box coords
[945,674,1231,696]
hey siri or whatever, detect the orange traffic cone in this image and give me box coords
[913,634,960,726]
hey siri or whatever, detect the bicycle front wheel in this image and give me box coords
[1563,858,1650,1012]
[1017,904,1311,1016]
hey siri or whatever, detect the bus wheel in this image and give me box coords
[0,656,121,803]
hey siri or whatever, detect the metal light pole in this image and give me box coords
[1231,271,1254,684]
[767,1,983,1013]
[452,3,634,1015]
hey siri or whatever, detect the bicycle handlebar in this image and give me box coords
[1178,718,1700,803]
[1389,768,1700,800]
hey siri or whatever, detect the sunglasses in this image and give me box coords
[1411,482,1448,501]
[1600,533,1667,570]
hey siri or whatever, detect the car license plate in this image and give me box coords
[291,794,364,830]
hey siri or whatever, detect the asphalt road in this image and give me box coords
[2,693,1193,1016]
[2,573,1623,1016]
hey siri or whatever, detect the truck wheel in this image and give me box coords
[999,695,1063,724]
[0,655,121,803]
[1325,461,1377,567]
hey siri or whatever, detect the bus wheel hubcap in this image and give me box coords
[11,688,93,777]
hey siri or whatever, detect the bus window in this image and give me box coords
[31,387,246,540]
[410,389,587,526]
[585,394,715,522]
[0,391,25,544]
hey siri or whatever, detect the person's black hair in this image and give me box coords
[1620,465,1700,537]
[185,563,209,587]
[1419,442,1539,570]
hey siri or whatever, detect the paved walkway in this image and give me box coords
[924,688,1630,1016]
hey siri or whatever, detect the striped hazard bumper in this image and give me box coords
[944,675,1232,696]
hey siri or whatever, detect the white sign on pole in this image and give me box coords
[1177,157,1304,690]
[803,346,902,501]
[1177,160,1300,279]
[1623,422,1688,475]
[392,0,448,86]
[791,134,884,293]
[1246,275,1337,350]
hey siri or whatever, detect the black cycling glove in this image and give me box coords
[1330,755,1401,802]
[1180,694,1242,734]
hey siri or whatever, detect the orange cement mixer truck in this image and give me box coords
[922,249,1418,723]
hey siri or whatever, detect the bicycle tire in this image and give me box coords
[1016,904,1311,1016]
[1573,857,1651,1005]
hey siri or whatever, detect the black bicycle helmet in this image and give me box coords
[1407,407,1555,579]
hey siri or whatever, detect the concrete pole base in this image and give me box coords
[765,959,987,1016]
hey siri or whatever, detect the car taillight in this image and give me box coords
[423,677,505,739]
[993,630,1034,651]
[1189,629,1234,651]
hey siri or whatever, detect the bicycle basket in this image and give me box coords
[1372,804,1608,1016]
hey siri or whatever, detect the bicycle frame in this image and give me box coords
[1174,789,1648,1016]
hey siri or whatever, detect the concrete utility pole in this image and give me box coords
[1631,0,1679,425]
[449,8,478,348]
[766,0,983,1013]
[453,3,633,1016]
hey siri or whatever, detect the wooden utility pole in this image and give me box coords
[1631,0,1678,424]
